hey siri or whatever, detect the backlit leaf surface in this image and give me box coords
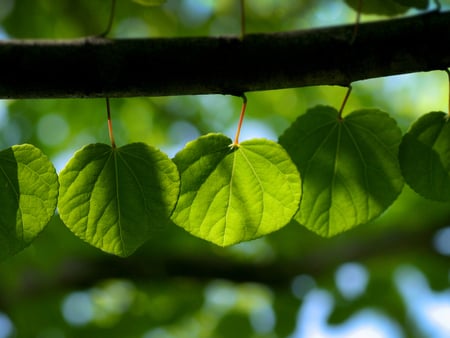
[171,134,301,247]
[0,144,58,259]
[399,111,450,201]
[279,106,403,237]
[58,143,180,257]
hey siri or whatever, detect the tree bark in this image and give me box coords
[0,10,449,99]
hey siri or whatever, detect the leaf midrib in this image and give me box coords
[112,150,126,255]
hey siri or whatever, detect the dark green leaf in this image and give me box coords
[0,144,58,259]
[393,0,428,9]
[133,0,166,6]
[279,106,404,237]
[58,143,180,257]
[171,134,301,247]
[344,0,410,15]
[399,111,450,201]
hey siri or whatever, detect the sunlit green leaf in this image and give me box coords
[171,134,301,247]
[399,111,450,201]
[279,106,403,237]
[58,143,180,257]
[0,144,58,259]
[133,0,166,6]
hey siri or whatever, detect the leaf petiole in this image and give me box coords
[106,98,117,148]
[338,85,352,120]
[231,94,248,149]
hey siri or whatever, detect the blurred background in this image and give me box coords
[1,0,450,337]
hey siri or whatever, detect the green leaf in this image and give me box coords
[171,134,301,247]
[399,112,450,201]
[344,0,410,15]
[58,143,180,257]
[0,144,58,259]
[279,106,404,237]
[133,0,166,6]
[393,0,428,9]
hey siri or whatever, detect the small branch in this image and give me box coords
[240,0,246,39]
[100,0,117,37]
[350,0,362,44]
[0,11,450,99]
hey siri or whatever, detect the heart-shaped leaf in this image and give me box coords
[0,144,58,259]
[279,106,404,237]
[171,134,301,247]
[399,111,450,201]
[58,143,180,257]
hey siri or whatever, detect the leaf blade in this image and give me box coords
[58,143,180,257]
[171,134,301,247]
[279,106,404,237]
[344,0,428,15]
[399,111,450,201]
[0,144,59,259]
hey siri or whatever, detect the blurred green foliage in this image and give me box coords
[1,0,450,337]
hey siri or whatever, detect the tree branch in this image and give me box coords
[1,10,450,99]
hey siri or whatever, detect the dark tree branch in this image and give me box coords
[1,10,450,99]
